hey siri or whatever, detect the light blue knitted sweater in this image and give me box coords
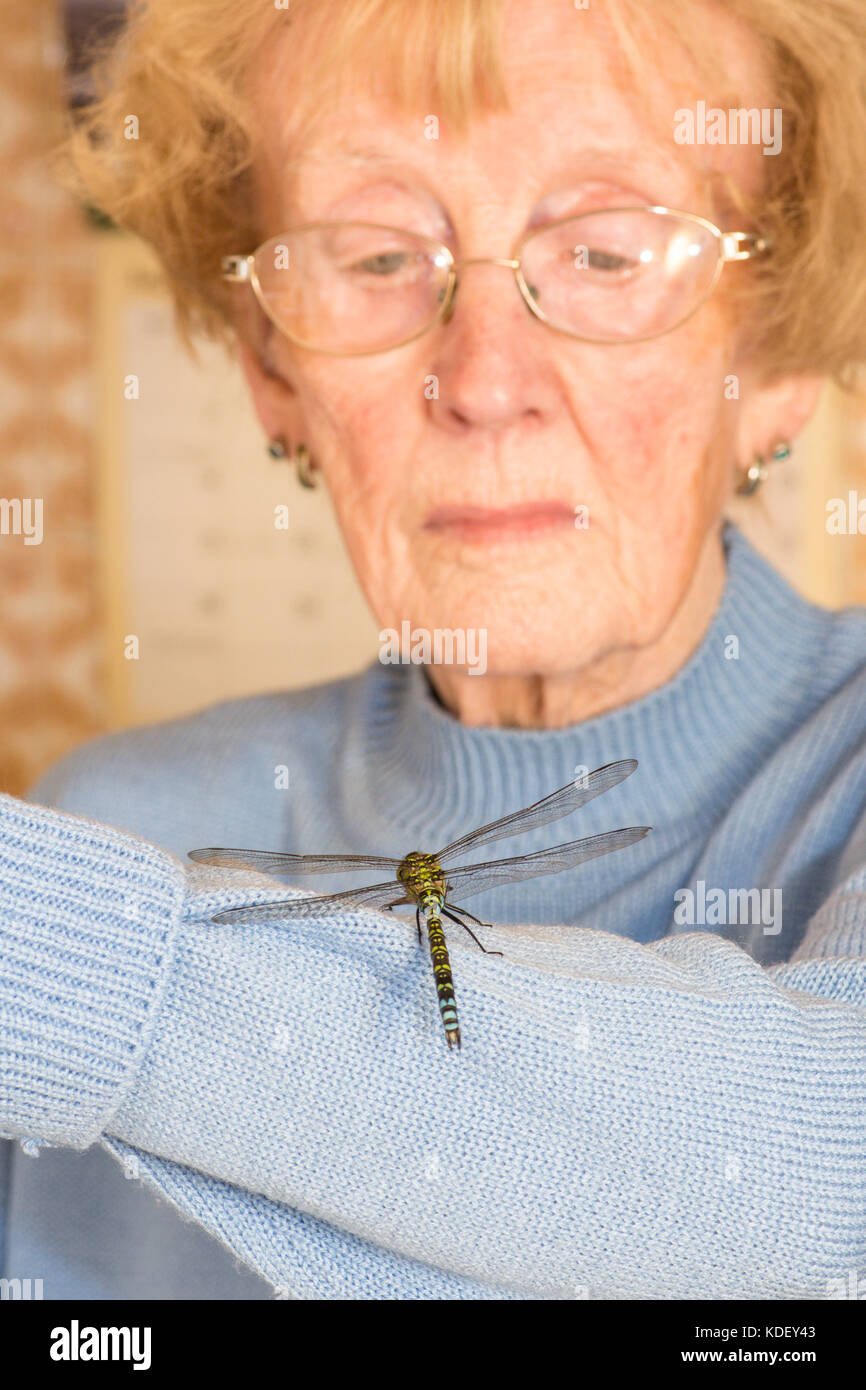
[2,520,866,1300]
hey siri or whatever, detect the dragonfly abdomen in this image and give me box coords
[421,895,460,1050]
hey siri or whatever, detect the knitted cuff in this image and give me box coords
[0,793,185,1149]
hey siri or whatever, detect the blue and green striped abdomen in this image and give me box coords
[424,904,461,1050]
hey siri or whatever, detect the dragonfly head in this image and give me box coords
[398,850,425,881]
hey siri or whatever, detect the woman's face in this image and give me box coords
[240,0,816,693]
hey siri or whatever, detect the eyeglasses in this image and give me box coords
[221,206,770,355]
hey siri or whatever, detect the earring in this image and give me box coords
[294,443,318,489]
[735,440,791,496]
[266,437,319,488]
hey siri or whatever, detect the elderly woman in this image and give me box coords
[3,0,865,1300]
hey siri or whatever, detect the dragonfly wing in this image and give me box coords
[443,825,651,902]
[437,758,639,863]
[210,880,409,925]
[188,848,400,876]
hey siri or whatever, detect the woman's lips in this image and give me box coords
[423,500,576,542]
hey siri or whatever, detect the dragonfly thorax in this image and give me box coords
[397,851,446,904]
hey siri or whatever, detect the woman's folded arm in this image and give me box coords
[2,790,865,1297]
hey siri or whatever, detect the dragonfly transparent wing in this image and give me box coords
[443,825,650,902]
[188,848,400,875]
[437,758,638,863]
[209,879,409,925]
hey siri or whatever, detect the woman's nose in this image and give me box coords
[426,262,556,433]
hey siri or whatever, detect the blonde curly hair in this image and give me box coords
[55,0,866,386]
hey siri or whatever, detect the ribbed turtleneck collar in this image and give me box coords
[350,521,830,854]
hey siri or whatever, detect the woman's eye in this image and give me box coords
[583,248,634,273]
[352,252,408,275]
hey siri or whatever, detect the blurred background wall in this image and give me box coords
[1,0,865,797]
[0,0,104,793]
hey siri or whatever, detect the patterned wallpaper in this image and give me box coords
[0,0,104,795]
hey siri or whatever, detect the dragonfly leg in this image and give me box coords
[415,906,423,945]
[450,903,494,931]
[441,905,504,957]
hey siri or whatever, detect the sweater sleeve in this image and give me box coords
[0,793,186,1146]
[2,791,864,1299]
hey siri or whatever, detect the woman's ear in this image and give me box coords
[734,370,826,460]
[231,288,303,441]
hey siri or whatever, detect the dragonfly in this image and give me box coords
[188,758,650,1051]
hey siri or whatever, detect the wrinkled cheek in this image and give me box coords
[329,466,413,609]
[579,319,733,505]
[283,347,378,447]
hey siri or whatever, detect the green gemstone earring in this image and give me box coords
[736,440,791,496]
[266,437,319,488]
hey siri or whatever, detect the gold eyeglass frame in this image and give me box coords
[221,205,771,356]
